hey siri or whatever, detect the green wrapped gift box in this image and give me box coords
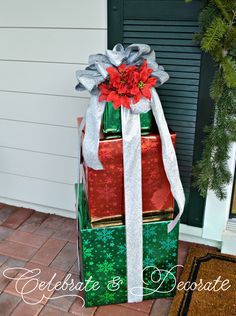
[102,102,154,137]
[77,184,179,307]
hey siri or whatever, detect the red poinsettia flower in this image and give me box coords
[98,60,157,109]
[107,91,130,109]
[131,61,157,103]
[98,82,112,102]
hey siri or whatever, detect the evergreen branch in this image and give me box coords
[225,27,236,51]
[199,4,219,30]
[210,71,223,101]
[192,0,236,200]
[193,87,236,200]
[222,56,236,88]
[201,17,227,52]
[214,0,232,22]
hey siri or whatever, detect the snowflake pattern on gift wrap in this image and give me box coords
[97,260,115,273]
[85,271,92,279]
[117,244,126,255]
[143,225,157,239]
[147,247,155,256]
[95,229,114,242]
[84,247,93,259]
[160,238,177,251]
[166,261,175,270]
[88,290,97,299]
[143,256,156,267]
[98,292,116,304]
[161,269,176,283]
[105,252,112,259]
[83,240,90,246]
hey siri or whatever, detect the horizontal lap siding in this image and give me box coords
[0,29,106,64]
[0,0,107,217]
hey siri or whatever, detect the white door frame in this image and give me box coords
[179,143,236,250]
[202,142,236,243]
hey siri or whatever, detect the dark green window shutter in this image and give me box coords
[108,0,214,227]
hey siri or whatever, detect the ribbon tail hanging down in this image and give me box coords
[77,116,86,186]
[82,94,106,170]
[151,88,185,233]
[121,107,143,303]
[76,116,86,275]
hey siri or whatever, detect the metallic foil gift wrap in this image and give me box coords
[77,184,179,307]
[82,132,176,223]
[103,102,154,136]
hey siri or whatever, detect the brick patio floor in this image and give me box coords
[0,204,216,316]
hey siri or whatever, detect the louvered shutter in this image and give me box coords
[108,0,214,227]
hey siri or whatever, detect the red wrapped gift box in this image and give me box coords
[82,131,176,223]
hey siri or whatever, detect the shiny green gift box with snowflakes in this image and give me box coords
[77,184,179,307]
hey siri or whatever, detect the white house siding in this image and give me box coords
[0,0,107,218]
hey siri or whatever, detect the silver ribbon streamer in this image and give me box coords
[150,89,185,232]
[121,107,143,303]
[82,94,106,170]
[76,44,185,303]
[76,116,86,276]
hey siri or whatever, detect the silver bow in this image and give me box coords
[76,44,169,170]
[76,44,185,303]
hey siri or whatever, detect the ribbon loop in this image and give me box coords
[130,97,151,114]
[125,44,152,64]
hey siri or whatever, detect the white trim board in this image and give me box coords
[222,228,236,255]
[179,224,221,248]
[221,219,236,255]
[203,142,236,241]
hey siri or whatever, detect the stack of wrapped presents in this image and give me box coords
[75,44,184,307]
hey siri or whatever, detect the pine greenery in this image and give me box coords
[190,0,236,200]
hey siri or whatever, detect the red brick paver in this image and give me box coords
[24,261,66,285]
[4,273,55,305]
[95,305,149,316]
[34,215,65,238]
[50,242,77,272]
[31,239,67,266]
[69,297,97,315]
[39,306,73,316]
[150,298,173,316]
[0,226,14,241]
[0,240,37,261]
[18,212,49,233]
[10,301,44,316]
[52,218,76,241]
[47,273,80,312]
[0,254,8,267]
[0,205,17,225]
[120,300,154,313]
[0,292,21,315]
[69,259,79,275]
[6,230,48,249]
[0,258,26,294]
[2,208,34,229]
